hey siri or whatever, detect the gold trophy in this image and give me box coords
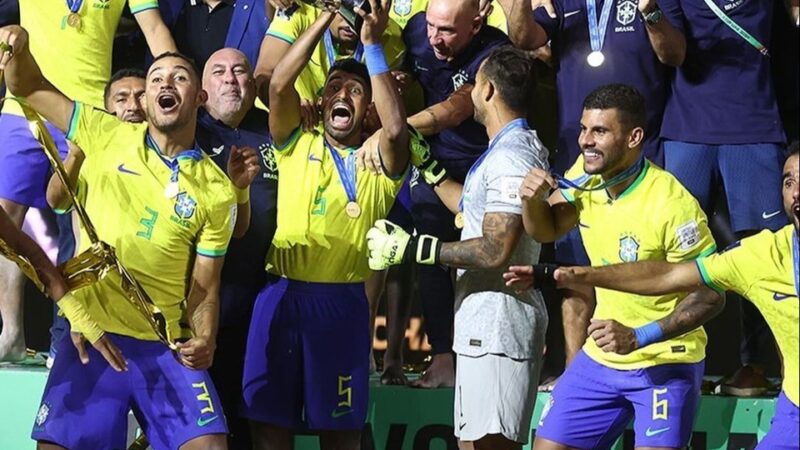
[298,0,370,33]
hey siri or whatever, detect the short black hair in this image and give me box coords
[327,58,371,93]
[103,68,146,105]
[148,51,200,81]
[583,84,646,131]
[480,46,536,115]
[788,140,799,158]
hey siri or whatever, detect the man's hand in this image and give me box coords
[531,0,556,18]
[637,0,656,14]
[71,332,128,372]
[588,319,638,354]
[175,336,216,370]
[227,145,261,190]
[519,168,557,201]
[0,25,27,70]
[356,129,383,174]
[367,219,413,270]
[503,265,534,291]
[392,71,412,95]
[479,0,494,19]
[356,0,391,45]
[268,0,295,11]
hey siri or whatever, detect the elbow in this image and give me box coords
[659,41,686,67]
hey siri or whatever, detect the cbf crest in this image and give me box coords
[260,143,278,181]
[394,0,412,16]
[619,234,640,262]
[452,70,468,91]
[175,192,197,220]
[616,0,637,25]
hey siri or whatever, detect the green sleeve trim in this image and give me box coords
[53,207,72,215]
[697,244,717,258]
[130,2,159,14]
[65,102,81,141]
[560,188,575,204]
[266,31,296,45]
[197,247,227,258]
[695,258,724,294]
[273,127,302,151]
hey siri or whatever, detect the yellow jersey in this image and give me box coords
[3,0,159,116]
[697,226,799,406]
[267,127,405,282]
[64,102,236,341]
[265,2,406,102]
[562,158,717,369]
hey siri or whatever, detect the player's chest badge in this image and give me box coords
[174,192,197,220]
[619,234,640,262]
[616,0,637,26]
[394,0,412,16]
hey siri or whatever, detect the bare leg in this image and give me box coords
[319,430,361,450]
[365,270,387,374]
[472,434,522,450]
[37,442,67,450]
[381,262,413,385]
[250,422,294,450]
[410,352,455,388]
[541,287,595,392]
[180,434,228,450]
[0,198,28,362]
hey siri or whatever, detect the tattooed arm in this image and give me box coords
[407,84,474,136]
[438,212,524,270]
[175,255,224,370]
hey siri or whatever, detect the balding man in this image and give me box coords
[400,0,513,387]
[199,47,277,450]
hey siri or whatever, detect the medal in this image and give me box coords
[67,12,82,29]
[164,182,179,199]
[587,50,605,67]
[454,212,464,229]
[345,201,362,218]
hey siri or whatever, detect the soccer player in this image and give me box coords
[504,84,724,450]
[0,0,175,363]
[0,24,257,448]
[399,0,514,388]
[525,146,800,450]
[240,1,409,448]
[367,46,549,450]
[199,47,276,450]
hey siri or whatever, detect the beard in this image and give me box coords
[149,111,192,134]
[323,120,359,142]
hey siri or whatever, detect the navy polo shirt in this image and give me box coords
[402,12,509,179]
[661,0,785,145]
[534,0,681,173]
[196,108,277,292]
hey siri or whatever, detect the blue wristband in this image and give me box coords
[633,321,663,348]
[364,43,389,77]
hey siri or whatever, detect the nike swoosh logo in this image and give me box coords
[773,292,795,301]
[459,422,467,430]
[762,210,781,219]
[212,145,224,155]
[564,10,580,18]
[309,154,323,163]
[331,408,353,418]
[196,415,219,427]
[645,426,671,437]
[117,164,141,176]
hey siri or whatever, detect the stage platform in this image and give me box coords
[0,365,776,450]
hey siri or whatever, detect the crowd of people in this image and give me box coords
[0,0,797,449]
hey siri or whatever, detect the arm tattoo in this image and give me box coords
[656,287,724,340]
[423,108,439,133]
[438,212,522,269]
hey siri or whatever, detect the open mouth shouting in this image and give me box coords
[156,90,181,114]
[329,101,354,131]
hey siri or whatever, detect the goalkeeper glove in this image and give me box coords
[367,219,441,270]
[408,125,447,186]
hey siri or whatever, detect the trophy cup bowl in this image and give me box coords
[298,0,371,34]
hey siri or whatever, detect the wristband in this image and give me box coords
[633,321,664,348]
[233,185,250,204]
[419,159,448,186]
[364,43,390,77]
[411,234,441,265]
[57,292,104,344]
[533,263,560,290]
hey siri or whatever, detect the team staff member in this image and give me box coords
[0,24,260,447]
[241,1,410,448]
[541,146,800,450]
[368,47,549,450]
[0,0,175,363]
[505,84,723,450]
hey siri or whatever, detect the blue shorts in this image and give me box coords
[663,141,787,233]
[757,391,800,449]
[0,113,68,209]
[32,333,227,450]
[536,350,704,449]
[241,276,370,431]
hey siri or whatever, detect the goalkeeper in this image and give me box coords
[367,47,549,448]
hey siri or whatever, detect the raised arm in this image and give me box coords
[253,34,292,106]
[46,141,84,212]
[498,0,549,50]
[555,260,706,295]
[359,0,409,177]
[639,0,686,66]
[407,83,474,136]
[134,8,177,57]
[269,11,335,144]
[176,255,225,370]
[519,168,578,242]
[0,26,74,132]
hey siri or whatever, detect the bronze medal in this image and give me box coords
[454,212,464,229]
[67,13,82,29]
[345,201,362,219]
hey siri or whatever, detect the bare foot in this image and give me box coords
[0,330,27,363]
[411,353,454,388]
[380,363,408,385]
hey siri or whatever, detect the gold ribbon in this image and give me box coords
[0,95,177,350]
[0,237,46,293]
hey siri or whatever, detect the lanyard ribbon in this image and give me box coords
[326,141,358,203]
[586,0,614,54]
[66,0,83,13]
[145,134,203,186]
[703,0,768,56]
[555,157,645,192]
[458,118,529,212]
[324,30,364,66]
